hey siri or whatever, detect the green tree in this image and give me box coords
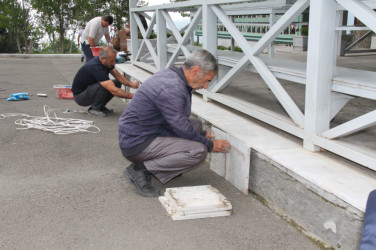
[0,0,16,52]
[39,37,79,53]
[0,0,38,53]
[71,0,107,28]
[31,0,67,53]
[110,0,130,31]
[2,0,149,54]
[31,0,109,53]
[106,0,147,32]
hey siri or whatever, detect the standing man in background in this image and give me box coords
[77,25,86,62]
[81,16,113,62]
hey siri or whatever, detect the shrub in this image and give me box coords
[234,46,243,52]
[217,45,228,50]
[301,26,308,36]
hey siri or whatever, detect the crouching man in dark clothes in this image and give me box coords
[118,49,231,197]
[72,46,139,117]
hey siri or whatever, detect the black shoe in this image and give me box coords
[88,107,106,117]
[123,163,160,197]
[81,57,84,62]
[101,106,114,114]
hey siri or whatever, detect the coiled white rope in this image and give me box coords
[0,105,100,134]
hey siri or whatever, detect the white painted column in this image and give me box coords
[304,0,337,151]
[269,9,275,58]
[190,12,194,47]
[202,4,218,57]
[231,16,235,51]
[346,12,354,35]
[336,11,345,56]
[157,9,167,70]
[130,0,138,64]
[202,3,218,102]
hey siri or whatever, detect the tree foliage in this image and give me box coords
[107,0,129,32]
[107,0,148,32]
[31,0,76,53]
[1,0,148,54]
[39,37,80,53]
[0,0,39,53]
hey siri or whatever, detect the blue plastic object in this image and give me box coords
[7,92,30,101]
[116,57,125,63]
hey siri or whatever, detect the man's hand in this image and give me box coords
[130,81,140,89]
[206,130,215,139]
[88,37,96,48]
[212,140,231,153]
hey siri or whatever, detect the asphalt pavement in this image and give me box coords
[0,56,321,249]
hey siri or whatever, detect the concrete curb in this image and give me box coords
[0,53,81,58]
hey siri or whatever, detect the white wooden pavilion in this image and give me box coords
[115,0,376,247]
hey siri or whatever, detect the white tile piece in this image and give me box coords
[159,185,232,220]
[210,151,226,177]
[210,128,251,194]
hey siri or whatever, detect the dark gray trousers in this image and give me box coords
[81,43,94,62]
[360,189,376,250]
[127,118,208,184]
[74,80,121,110]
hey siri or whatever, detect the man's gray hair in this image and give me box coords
[99,46,117,59]
[184,49,218,74]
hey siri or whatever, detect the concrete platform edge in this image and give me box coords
[192,97,368,249]
[0,54,80,58]
[249,150,363,249]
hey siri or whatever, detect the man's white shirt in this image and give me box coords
[82,17,109,45]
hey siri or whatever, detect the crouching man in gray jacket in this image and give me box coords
[118,49,231,197]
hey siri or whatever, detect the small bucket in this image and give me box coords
[91,47,103,56]
[53,85,74,99]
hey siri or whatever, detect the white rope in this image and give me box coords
[0,105,100,135]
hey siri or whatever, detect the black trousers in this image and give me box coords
[81,42,94,62]
[74,80,121,110]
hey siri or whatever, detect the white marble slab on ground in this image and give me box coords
[159,185,232,220]
[192,95,376,213]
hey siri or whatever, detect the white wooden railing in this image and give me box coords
[129,0,376,171]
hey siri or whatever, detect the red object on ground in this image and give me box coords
[91,47,103,56]
[54,85,74,99]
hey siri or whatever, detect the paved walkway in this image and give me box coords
[0,56,321,249]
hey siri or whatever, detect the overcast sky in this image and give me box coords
[147,0,171,6]
[146,0,187,21]
[145,0,189,29]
